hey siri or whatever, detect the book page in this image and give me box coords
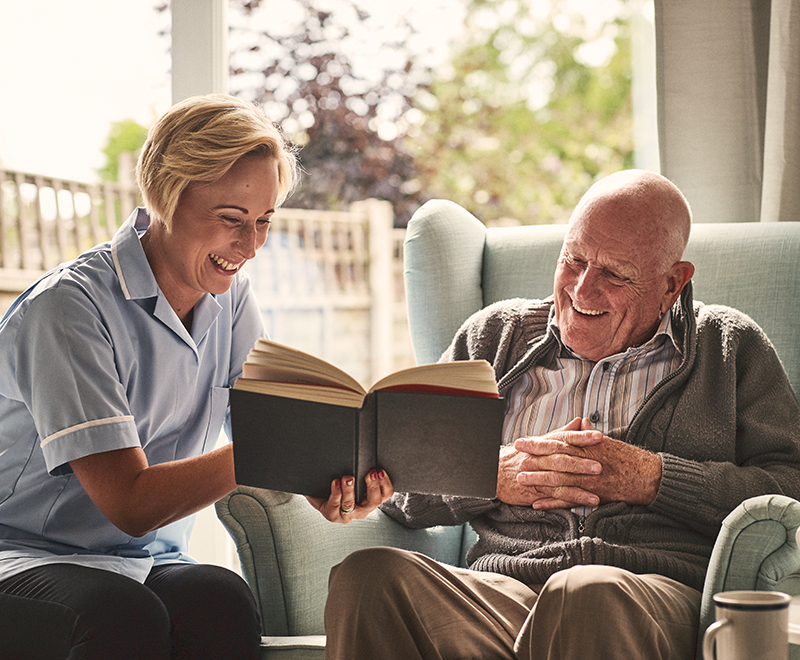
[245,339,366,395]
[233,378,365,408]
[369,360,498,396]
[242,361,363,391]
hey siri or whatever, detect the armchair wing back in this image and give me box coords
[404,199,800,397]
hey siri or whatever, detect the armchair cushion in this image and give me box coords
[215,487,474,639]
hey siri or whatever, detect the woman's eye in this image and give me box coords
[257,218,272,227]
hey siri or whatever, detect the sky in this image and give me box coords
[0,0,172,182]
[0,0,465,184]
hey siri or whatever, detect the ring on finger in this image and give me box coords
[339,504,355,515]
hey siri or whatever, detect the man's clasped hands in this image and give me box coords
[500,416,663,510]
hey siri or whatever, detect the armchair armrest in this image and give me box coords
[697,494,800,658]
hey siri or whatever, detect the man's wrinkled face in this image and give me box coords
[553,200,678,362]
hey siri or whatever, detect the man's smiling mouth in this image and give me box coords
[572,301,605,316]
[209,254,241,272]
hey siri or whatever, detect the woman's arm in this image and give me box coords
[70,444,236,538]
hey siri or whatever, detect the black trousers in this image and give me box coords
[0,562,261,660]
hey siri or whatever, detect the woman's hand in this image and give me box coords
[306,470,394,524]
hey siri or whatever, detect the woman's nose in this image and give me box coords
[237,224,259,259]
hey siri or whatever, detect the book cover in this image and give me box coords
[231,388,503,501]
[229,340,503,501]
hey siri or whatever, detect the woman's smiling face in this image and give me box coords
[144,154,279,318]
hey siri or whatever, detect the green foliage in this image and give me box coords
[229,0,432,224]
[405,0,634,225]
[98,119,149,183]
[212,0,635,225]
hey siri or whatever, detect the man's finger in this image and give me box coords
[515,430,602,455]
[530,453,602,475]
[517,471,600,506]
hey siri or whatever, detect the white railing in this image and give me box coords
[249,199,414,384]
[0,168,137,299]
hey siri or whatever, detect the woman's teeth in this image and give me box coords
[572,302,604,316]
[210,254,239,271]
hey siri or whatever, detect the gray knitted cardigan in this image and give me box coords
[381,284,800,591]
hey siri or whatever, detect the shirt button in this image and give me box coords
[590,412,600,424]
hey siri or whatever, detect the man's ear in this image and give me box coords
[662,261,695,312]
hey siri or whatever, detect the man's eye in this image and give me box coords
[257,218,272,227]
[605,270,629,285]
[568,257,587,270]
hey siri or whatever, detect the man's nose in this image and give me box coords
[574,266,602,297]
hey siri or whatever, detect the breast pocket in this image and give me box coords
[202,386,231,452]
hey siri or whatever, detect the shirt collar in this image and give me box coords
[111,207,160,301]
[110,207,223,348]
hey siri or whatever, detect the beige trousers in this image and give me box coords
[324,547,700,660]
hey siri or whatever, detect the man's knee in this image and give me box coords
[527,565,698,658]
[329,546,417,593]
[544,565,632,597]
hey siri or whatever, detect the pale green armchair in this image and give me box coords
[217,199,800,659]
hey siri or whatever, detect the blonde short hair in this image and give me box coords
[136,94,299,229]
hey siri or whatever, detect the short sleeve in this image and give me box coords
[14,286,141,474]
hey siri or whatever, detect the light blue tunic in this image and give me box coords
[0,208,264,582]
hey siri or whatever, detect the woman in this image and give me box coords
[0,94,393,659]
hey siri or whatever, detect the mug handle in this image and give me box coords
[703,619,731,660]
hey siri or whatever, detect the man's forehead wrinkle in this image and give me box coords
[564,225,647,280]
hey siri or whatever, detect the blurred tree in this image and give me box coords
[405,0,635,225]
[178,0,635,225]
[98,118,149,183]
[229,0,432,224]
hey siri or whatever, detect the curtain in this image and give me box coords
[654,0,799,223]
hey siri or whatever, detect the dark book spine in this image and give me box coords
[356,392,378,502]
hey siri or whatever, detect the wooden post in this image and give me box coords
[170,0,228,103]
[354,199,395,384]
[0,171,7,269]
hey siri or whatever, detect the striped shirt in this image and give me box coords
[502,311,682,520]
[503,311,682,444]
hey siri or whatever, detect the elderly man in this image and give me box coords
[323,170,800,660]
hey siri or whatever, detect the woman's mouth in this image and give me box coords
[209,254,241,272]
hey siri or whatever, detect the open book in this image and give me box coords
[231,339,503,500]
[234,338,500,405]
